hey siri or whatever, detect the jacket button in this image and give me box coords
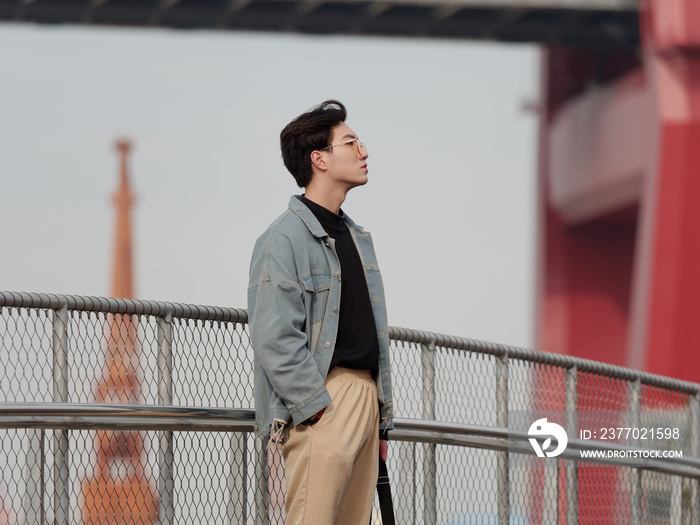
[333,307,338,313]
[324,342,331,348]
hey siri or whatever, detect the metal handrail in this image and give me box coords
[0,402,698,479]
[2,290,699,395]
[0,291,247,323]
[0,402,255,432]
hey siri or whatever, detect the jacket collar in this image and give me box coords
[288,195,363,237]
[288,195,328,238]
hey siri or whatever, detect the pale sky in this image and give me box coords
[0,23,538,347]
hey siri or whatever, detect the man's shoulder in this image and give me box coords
[251,201,318,268]
[256,206,307,245]
[249,201,318,285]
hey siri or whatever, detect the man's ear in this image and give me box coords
[310,150,327,171]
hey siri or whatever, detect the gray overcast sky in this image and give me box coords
[0,23,538,347]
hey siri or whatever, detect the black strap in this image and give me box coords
[375,457,396,525]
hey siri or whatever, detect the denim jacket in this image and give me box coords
[248,196,394,440]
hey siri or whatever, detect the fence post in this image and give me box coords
[24,309,46,523]
[52,301,70,525]
[255,437,270,525]
[421,338,437,525]
[691,392,699,524]
[542,457,559,523]
[670,476,682,525]
[395,441,416,524]
[541,365,562,524]
[629,378,642,525]
[157,311,174,524]
[566,366,578,525]
[497,353,509,525]
[228,434,248,524]
[23,429,45,524]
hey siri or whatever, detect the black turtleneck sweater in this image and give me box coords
[299,196,379,376]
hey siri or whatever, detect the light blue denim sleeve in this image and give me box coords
[248,230,331,425]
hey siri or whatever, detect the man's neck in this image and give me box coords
[303,185,349,215]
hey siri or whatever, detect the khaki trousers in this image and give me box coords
[282,367,379,525]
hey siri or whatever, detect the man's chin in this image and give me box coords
[345,176,369,192]
[356,175,369,187]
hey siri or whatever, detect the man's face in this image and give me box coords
[321,122,369,191]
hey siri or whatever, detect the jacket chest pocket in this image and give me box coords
[300,274,332,324]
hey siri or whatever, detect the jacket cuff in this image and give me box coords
[289,386,332,426]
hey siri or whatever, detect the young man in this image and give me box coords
[248,100,394,525]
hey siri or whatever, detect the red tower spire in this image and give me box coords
[81,138,158,524]
[111,139,135,300]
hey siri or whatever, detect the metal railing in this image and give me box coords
[1,291,699,524]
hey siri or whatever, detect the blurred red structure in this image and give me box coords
[537,0,700,383]
[81,139,158,524]
[535,2,700,523]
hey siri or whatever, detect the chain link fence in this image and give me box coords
[1,291,699,524]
